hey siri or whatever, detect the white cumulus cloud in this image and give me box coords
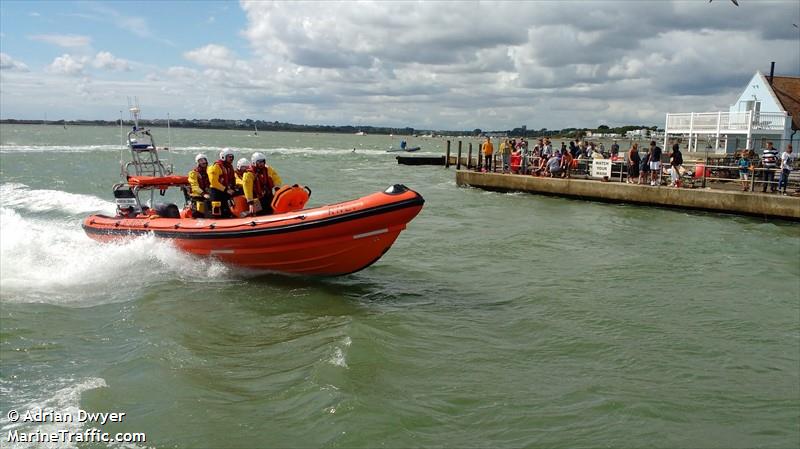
[184,44,236,68]
[0,53,29,72]
[92,51,131,71]
[47,54,86,76]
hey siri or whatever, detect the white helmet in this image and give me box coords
[251,152,266,164]
[219,148,234,160]
[236,157,249,170]
[195,153,208,163]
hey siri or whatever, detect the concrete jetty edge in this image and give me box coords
[455,170,800,221]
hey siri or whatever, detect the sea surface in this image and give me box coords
[1,124,798,448]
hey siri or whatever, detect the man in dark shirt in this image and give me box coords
[649,141,663,186]
[669,144,684,187]
[760,141,779,193]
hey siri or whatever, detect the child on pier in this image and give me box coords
[738,152,751,191]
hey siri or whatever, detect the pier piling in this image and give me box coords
[457,141,462,170]
[445,140,451,168]
[468,143,473,169]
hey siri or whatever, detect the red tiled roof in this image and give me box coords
[770,76,800,130]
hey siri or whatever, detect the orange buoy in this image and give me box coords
[271,185,310,214]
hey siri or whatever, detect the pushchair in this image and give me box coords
[678,164,710,188]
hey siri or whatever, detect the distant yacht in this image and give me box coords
[254,123,258,136]
[355,131,366,136]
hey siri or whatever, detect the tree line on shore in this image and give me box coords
[0,118,662,138]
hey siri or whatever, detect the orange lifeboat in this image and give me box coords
[83,184,424,276]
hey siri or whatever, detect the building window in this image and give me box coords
[743,100,761,113]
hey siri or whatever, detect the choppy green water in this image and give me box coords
[1,124,798,448]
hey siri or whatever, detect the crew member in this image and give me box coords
[187,153,211,218]
[234,157,249,195]
[243,152,283,215]
[207,148,236,217]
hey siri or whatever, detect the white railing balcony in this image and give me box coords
[666,111,788,134]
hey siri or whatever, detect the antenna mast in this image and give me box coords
[127,96,141,129]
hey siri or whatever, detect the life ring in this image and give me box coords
[271,184,311,214]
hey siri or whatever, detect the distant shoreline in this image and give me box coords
[0,119,423,136]
[0,119,663,140]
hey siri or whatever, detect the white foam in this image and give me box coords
[328,337,351,368]
[0,207,231,306]
[1,183,115,216]
[329,348,348,368]
[0,377,107,449]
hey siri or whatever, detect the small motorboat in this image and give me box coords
[386,146,421,153]
[82,104,424,276]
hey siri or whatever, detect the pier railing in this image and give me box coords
[665,111,788,133]
[461,153,799,194]
[442,139,797,194]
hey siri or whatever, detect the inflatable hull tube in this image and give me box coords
[82,186,424,276]
[127,175,189,188]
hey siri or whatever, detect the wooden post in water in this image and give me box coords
[457,141,462,169]
[468,143,473,169]
[445,140,451,168]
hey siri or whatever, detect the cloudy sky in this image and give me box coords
[1,0,798,130]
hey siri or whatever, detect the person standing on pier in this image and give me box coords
[668,144,683,187]
[639,147,651,185]
[561,148,573,178]
[481,136,494,172]
[778,144,795,195]
[649,141,662,186]
[499,138,512,173]
[611,140,620,160]
[761,141,779,193]
[519,138,529,174]
[627,143,640,184]
[543,138,553,157]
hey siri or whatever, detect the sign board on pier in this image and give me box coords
[591,160,613,178]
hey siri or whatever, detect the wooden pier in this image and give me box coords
[456,170,800,221]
